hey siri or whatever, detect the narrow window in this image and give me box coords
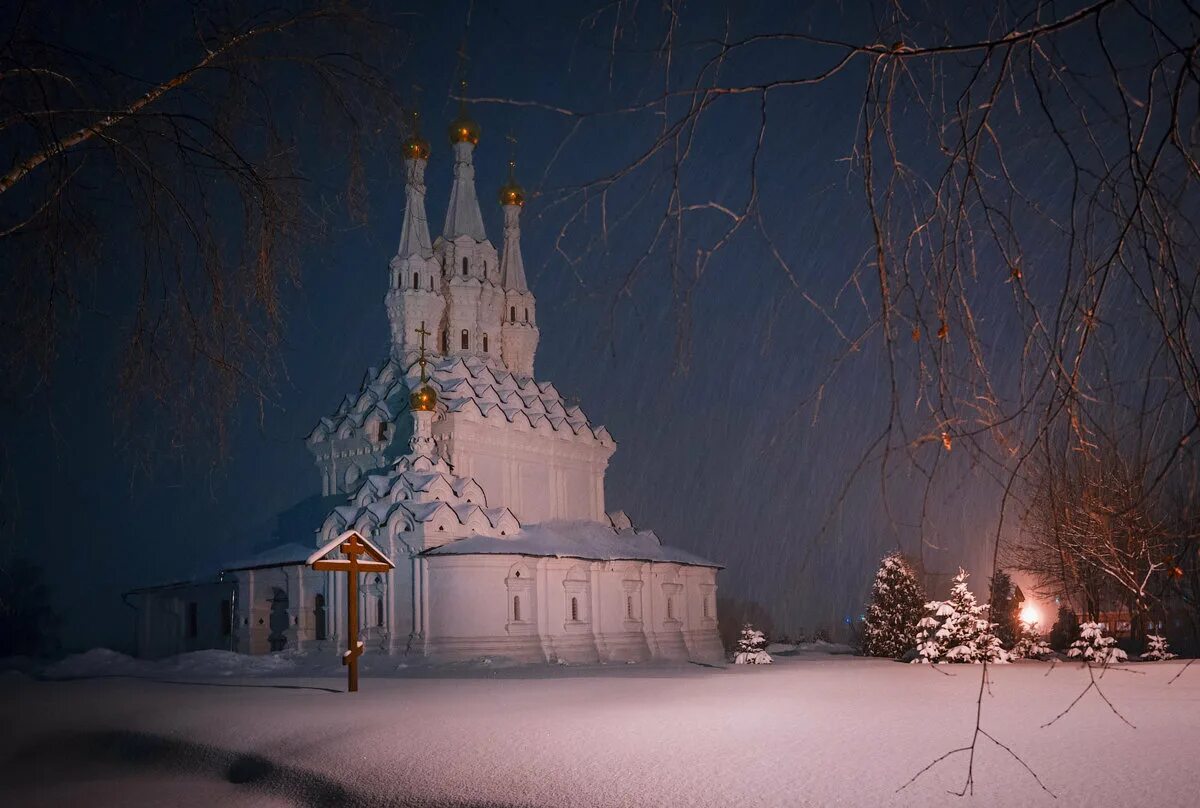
[376,422,387,442]
[412,271,419,289]
[314,594,326,641]
[482,333,489,352]
[666,597,674,621]
[376,598,384,627]
[571,597,579,622]
[441,331,448,353]
[524,308,529,323]
[626,596,634,620]
[461,329,469,350]
[428,275,433,291]
[513,595,521,622]
[220,600,232,637]
[510,306,516,322]
[462,256,468,276]
[186,602,198,638]
[702,597,709,618]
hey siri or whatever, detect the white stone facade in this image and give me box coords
[130,113,722,665]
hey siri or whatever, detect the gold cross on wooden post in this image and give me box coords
[308,531,394,693]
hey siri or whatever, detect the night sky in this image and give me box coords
[8,1,1137,651]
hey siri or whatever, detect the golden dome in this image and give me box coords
[409,383,438,412]
[448,114,480,145]
[498,160,524,206]
[402,135,430,161]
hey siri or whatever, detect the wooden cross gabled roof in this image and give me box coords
[307,530,394,573]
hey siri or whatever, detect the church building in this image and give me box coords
[128,107,724,665]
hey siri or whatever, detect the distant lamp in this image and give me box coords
[1019,603,1041,627]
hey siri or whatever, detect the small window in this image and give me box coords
[428,275,433,290]
[461,329,469,350]
[666,597,674,621]
[571,597,579,622]
[513,595,521,622]
[376,422,387,442]
[462,256,468,276]
[702,597,709,618]
[524,308,529,323]
[510,306,516,322]
[376,598,384,627]
[626,596,634,620]
[441,331,448,353]
[186,602,198,638]
[412,271,419,289]
[220,600,232,637]
[483,334,489,352]
[314,594,326,641]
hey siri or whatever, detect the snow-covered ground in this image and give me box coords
[2,649,1197,807]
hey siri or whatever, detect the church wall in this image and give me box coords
[132,581,235,659]
[437,415,612,523]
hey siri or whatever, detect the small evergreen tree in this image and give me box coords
[1067,622,1128,665]
[1049,605,1080,651]
[861,552,927,659]
[733,624,773,664]
[987,571,1022,650]
[1011,623,1052,659]
[1140,634,1176,661]
[911,569,1009,664]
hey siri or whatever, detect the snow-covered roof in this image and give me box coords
[421,520,722,568]
[308,353,614,449]
[221,543,315,572]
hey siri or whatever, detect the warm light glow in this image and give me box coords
[1020,603,1041,627]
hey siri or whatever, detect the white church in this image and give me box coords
[129,108,724,665]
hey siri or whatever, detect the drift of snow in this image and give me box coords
[3,653,1197,807]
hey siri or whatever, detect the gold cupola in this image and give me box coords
[498,160,525,207]
[448,80,480,145]
[409,382,438,412]
[402,110,431,160]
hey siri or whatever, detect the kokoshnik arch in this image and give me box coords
[127,106,725,665]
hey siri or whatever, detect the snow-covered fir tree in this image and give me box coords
[861,552,927,658]
[911,568,1009,664]
[1011,623,1052,659]
[1140,634,1176,661]
[733,624,773,664]
[1067,622,1128,665]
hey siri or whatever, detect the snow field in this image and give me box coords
[2,652,1197,807]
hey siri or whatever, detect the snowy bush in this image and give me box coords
[734,624,773,664]
[1067,622,1128,665]
[861,552,926,659]
[1140,634,1176,662]
[1011,623,1052,659]
[911,568,1009,664]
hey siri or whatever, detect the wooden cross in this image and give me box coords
[308,530,394,692]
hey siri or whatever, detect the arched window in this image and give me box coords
[626,596,634,620]
[513,595,521,622]
[462,256,468,276]
[314,594,326,641]
[666,596,675,621]
[570,597,579,622]
[482,334,489,352]
[461,329,469,350]
[374,576,384,627]
[440,331,448,353]
[510,306,516,322]
[428,275,433,291]
[412,271,419,289]
[524,308,529,323]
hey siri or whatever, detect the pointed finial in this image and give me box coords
[402,108,430,161]
[409,324,437,411]
[499,134,525,207]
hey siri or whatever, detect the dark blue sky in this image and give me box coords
[10,0,1153,650]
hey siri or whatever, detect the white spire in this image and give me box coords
[499,201,527,292]
[396,152,433,260]
[443,141,487,242]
